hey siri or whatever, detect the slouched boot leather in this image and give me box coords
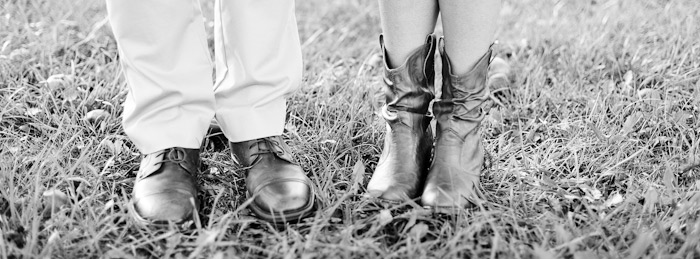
[366,34,436,202]
[421,42,492,211]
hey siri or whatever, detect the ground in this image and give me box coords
[1,0,700,258]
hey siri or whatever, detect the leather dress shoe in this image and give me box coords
[421,42,492,212]
[366,34,436,203]
[131,147,200,226]
[230,136,316,224]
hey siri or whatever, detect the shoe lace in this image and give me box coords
[137,147,194,180]
[154,147,188,166]
[249,137,285,158]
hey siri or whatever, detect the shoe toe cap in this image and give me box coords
[421,187,475,209]
[254,181,310,212]
[366,187,410,201]
[133,191,196,222]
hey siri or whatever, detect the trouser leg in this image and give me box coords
[106,0,215,154]
[213,0,303,142]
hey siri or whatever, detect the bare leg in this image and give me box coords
[439,0,501,74]
[379,0,439,68]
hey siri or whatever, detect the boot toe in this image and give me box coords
[133,191,196,222]
[366,187,410,201]
[254,181,310,212]
[420,188,442,207]
[421,187,471,209]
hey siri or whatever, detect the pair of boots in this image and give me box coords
[367,34,490,211]
[129,136,316,226]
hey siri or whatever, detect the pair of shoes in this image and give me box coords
[130,136,316,226]
[366,34,492,212]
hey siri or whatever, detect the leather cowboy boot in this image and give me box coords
[131,147,200,226]
[230,136,316,224]
[366,34,436,202]
[421,42,492,211]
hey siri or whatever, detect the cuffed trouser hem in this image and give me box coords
[123,108,214,154]
[212,0,302,143]
[215,98,287,143]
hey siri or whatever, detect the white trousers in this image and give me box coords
[106,0,302,154]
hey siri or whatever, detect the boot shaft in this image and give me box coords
[420,44,493,209]
[434,43,492,124]
[380,34,436,114]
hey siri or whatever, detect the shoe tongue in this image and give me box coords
[163,148,198,175]
[255,140,273,153]
[251,138,294,164]
[137,152,164,180]
[166,148,186,161]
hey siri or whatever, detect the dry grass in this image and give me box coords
[2,0,700,258]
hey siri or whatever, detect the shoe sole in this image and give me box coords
[248,193,318,226]
[422,202,479,214]
[365,196,419,209]
[128,198,200,229]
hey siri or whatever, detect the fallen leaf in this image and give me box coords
[377,209,393,226]
[9,48,29,60]
[637,88,660,100]
[99,138,115,154]
[488,107,503,125]
[19,124,31,133]
[113,139,124,156]
[24,107,42,117]
[44,74,74,89]
[409,223,429,240]
[672,111,692,125]
[101,199,115,215]
[194,229,220,246]
[104,248,130,259]
[490,57,511,75]
[351,159,365,191]
[402,210,419,234]
[47,231,61,245]
[43,189,70,216]
[623,71,634,88]
[554,224,571,243]
[62,86,80,103]
[604,193,624,207]
[319,139,337,145]
[622,112,641,135]
[366,53,383,68]
[663,164,676,189]
[532,244,557,259]
[643,188,658,214]
[637,88,661,107]
[84,109,110,124]
[0,40,10,53]
[574,250,600,259]
[488,57,511,95]
[580,185,602,202]
[587,121,607,141]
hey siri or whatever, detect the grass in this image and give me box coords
[1,0,700,258]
